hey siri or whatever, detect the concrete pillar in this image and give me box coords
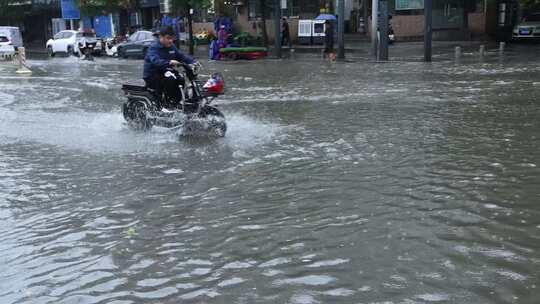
[274,0,282,58]
[424,0,433,62]
[371,0,378,57]
[337,0,345,59]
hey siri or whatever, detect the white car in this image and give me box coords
[0,26,23,49]
[0,35,15,58]
[513,13,540,40]
[46,30,102,57]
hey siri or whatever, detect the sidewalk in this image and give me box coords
[275,40,496,60]
[25,39,497,61]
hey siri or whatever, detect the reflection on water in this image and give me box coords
[0,49,540,303]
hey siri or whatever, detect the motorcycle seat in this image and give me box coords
[122,80,147,92]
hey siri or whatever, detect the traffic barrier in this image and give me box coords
[16,47,32,74]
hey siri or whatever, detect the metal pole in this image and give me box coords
[337,0,345,59]
[274,0,282,58]
[379,1,389,60]
[187,8,194,55]
[424,0,433,62]
[371,0,378,57]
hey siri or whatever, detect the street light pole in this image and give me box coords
[379,1,389,60]
[371,0,378,57]
[424,0,433,62]
[274,0,282,58]
[337,0,345,59]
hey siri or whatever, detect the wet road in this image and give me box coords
[1,46,540,303]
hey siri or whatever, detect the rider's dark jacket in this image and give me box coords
[143,40,195,81]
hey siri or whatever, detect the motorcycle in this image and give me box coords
[377,16,396,45]
[78,36,97,61]
[121,63,227,137]
[388,24,396,44]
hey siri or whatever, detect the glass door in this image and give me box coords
[433,0,464,29]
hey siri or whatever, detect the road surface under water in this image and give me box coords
[1,46,540,303]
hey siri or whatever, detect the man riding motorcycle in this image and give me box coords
[143,26,198,108]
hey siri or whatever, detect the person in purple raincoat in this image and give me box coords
[217,25,228,48]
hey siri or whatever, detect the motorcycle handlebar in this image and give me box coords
[171,61,202,74]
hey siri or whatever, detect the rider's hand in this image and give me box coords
[169,60,181,66]
[188,61,202,73]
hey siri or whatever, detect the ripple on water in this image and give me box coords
[274,275,337,286]
[217,277,245,287]
[415,293,450,302]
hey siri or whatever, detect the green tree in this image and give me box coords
[76,0,132,16]
[170,0,211,55]
[76,0,144,21]
[0,0,26,22]
[259,0,269,47]
[520,0,540,9]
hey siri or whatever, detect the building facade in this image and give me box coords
[215,0,514,42]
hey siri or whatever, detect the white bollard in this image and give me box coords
[499,42,506,53]
[479,45,485,57]
[455,46,462,59]
[16,47,32,74]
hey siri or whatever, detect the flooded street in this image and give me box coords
[1,47,540,303]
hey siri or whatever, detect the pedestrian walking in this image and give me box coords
[281,17,291,47]
[217,25,228,49]
[324,20,336,61]
[153,18,161,32]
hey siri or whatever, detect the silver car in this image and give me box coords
[513,14,540,40]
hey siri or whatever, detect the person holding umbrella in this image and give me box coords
[324,20,335,60]
[281,17,291,47]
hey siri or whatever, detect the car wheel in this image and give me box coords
[67,45,74,56]
[119,48,128,59]
[47,46,55,57]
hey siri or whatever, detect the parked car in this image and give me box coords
[0,35,16,58]
[513,13,540,40]
[116,31,155,58]
[0,26,23,50]
[46,30,103,57]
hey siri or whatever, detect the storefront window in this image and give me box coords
[248,0,261,18]
[248,0,319,19]
[394,0,423,15]
[433,0,464,29]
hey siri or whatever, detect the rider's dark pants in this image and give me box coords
[144,69,185,107]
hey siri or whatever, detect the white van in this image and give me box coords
[0,27,23,50]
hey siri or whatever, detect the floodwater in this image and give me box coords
[1,45,540,303]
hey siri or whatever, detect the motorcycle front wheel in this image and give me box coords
[199,106,227,137]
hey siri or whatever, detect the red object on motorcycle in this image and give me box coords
[204,73,225,96]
